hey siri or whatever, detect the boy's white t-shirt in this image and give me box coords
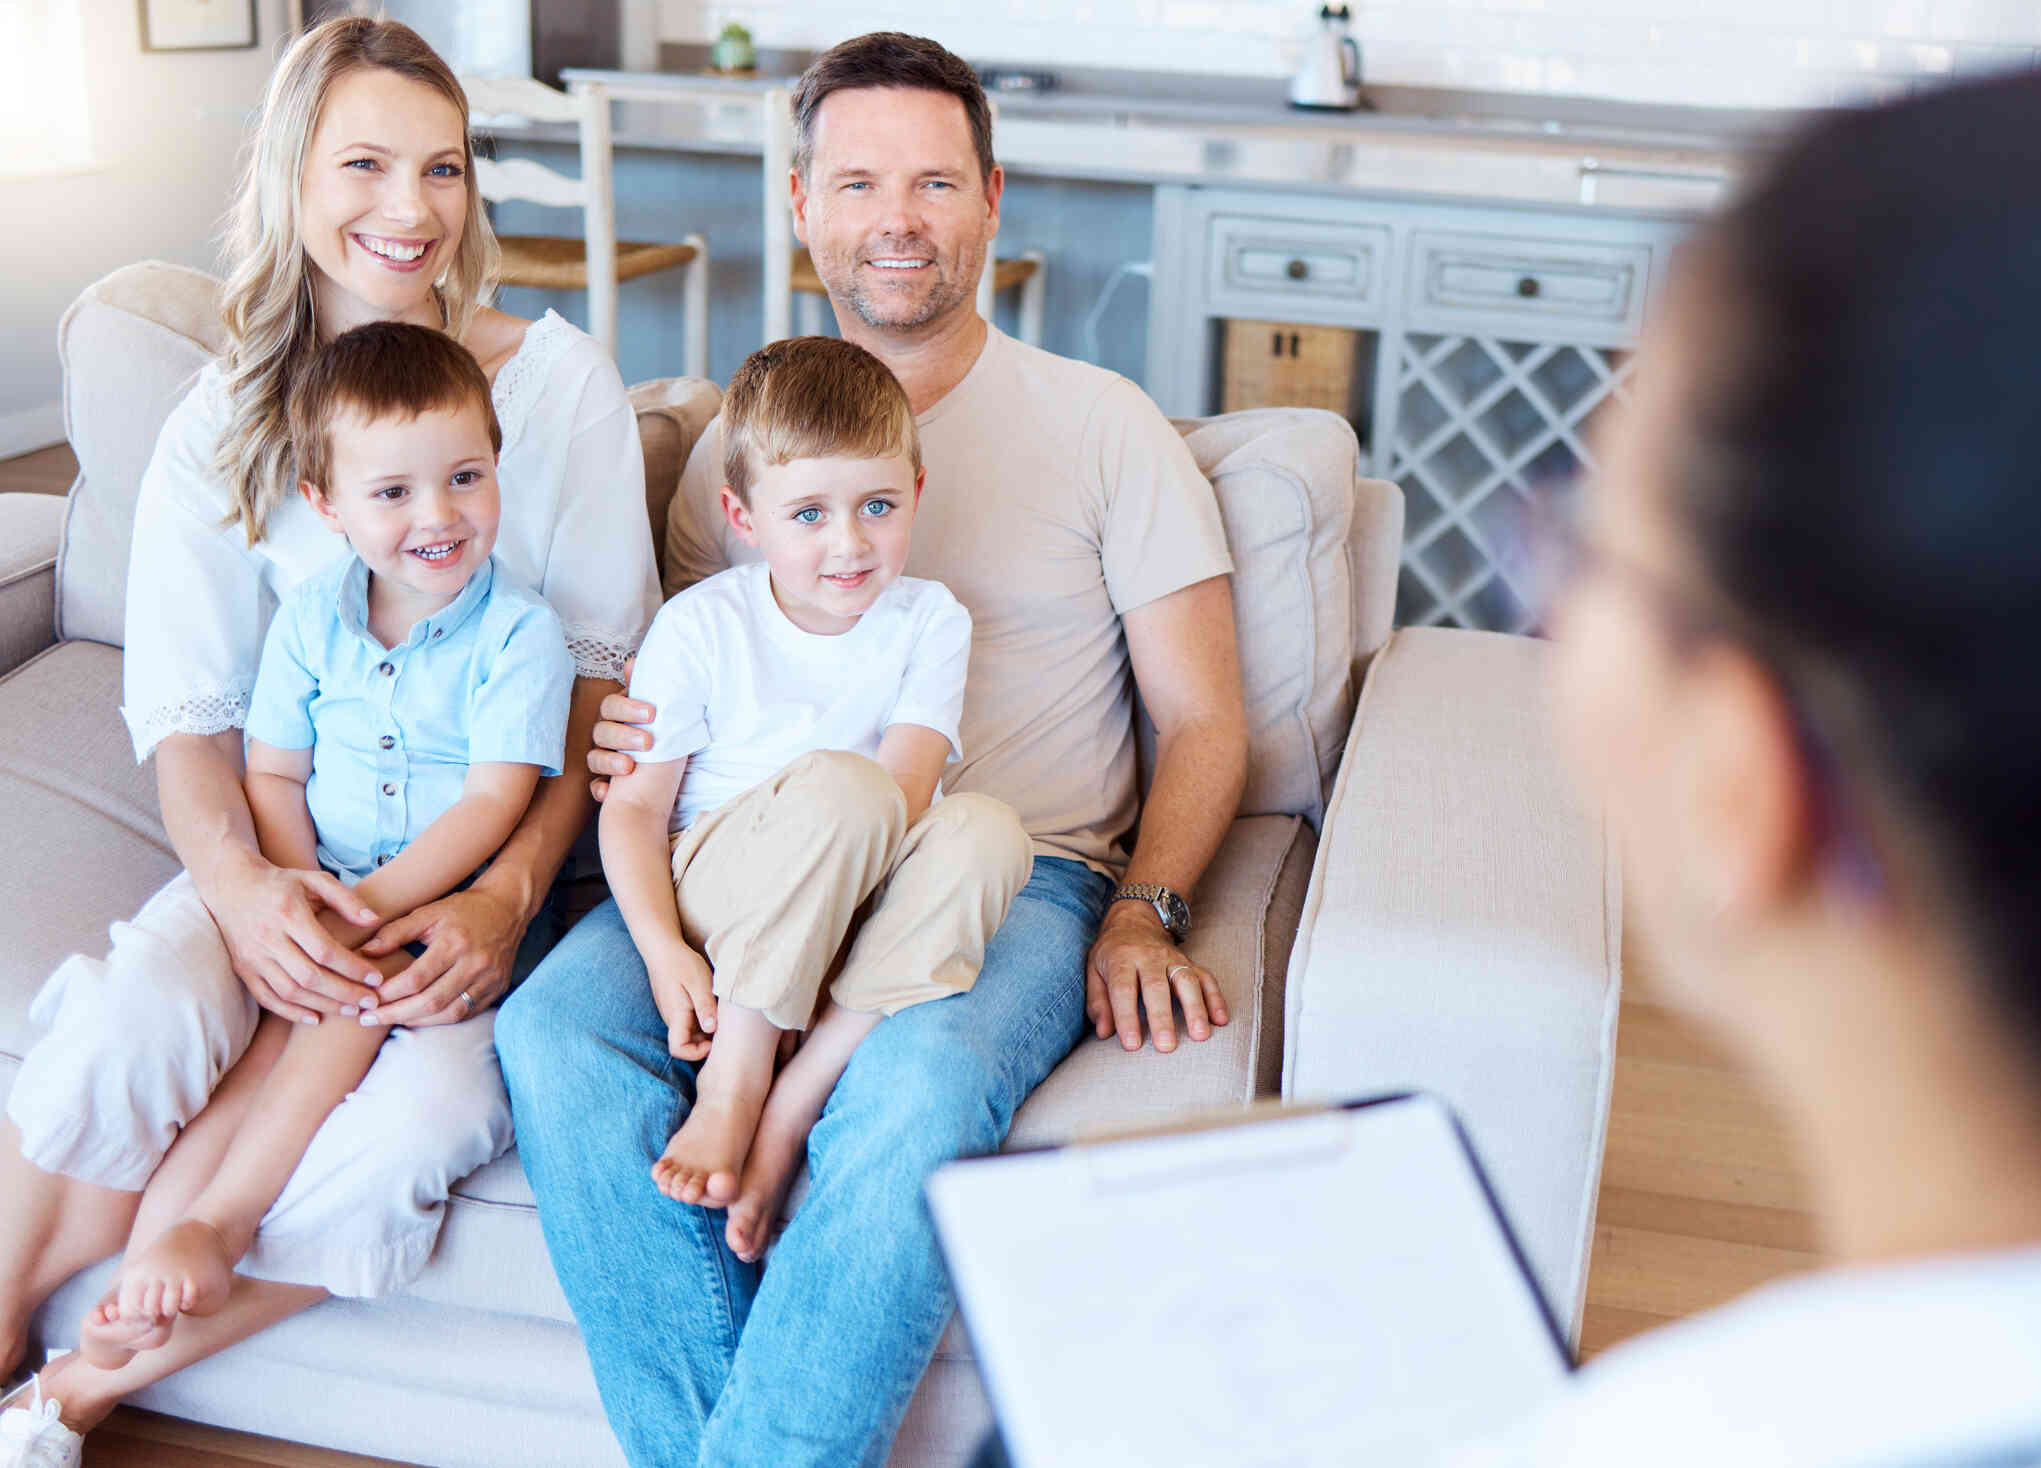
[629,562,972,832]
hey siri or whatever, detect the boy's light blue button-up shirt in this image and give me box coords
[245,554,574,884]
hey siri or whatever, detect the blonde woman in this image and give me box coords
[0,18,657,1459]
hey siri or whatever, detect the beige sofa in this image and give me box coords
[1,263,1619,1467]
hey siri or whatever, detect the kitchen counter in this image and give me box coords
[540,65,1750,214]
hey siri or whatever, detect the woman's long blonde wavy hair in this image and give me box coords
[214,16,499,544]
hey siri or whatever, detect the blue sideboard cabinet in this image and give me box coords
[1147,185,1694,631]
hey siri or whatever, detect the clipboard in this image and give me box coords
[926,1092,1572,1468]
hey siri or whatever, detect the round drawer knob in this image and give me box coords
[1285,258,1309,280]
[1516,275,1541,299]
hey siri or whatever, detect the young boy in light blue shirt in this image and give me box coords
[77,322,573,1368]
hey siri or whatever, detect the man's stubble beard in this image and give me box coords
[831,236,989,333]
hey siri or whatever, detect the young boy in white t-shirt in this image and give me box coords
[599,337,1032,1261]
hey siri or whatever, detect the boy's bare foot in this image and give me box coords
[77,1293,173,1370]
[723,1090,817,1262]
[652,1091,768,1208]
[112,1219,235,1327]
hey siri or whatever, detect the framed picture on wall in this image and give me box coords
[139,0,258,51]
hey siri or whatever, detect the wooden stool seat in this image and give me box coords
[788,247,1040,296]
[496,235,702,292]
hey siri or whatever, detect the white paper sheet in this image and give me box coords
[927,1094,1570,1468]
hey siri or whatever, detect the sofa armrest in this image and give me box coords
[1282,626,1621,1335]
[0,494,65,679]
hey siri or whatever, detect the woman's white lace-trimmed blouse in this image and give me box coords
[119,311,662,762]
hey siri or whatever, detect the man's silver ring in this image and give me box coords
[457,990,475,1012]
[1167,965,1190,981]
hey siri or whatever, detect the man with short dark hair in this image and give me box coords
[499,31,1250,1466]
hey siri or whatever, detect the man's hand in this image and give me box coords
[646,949,717,1061]
[589,656,654,802]
[358,883,528,1026]
[208,846,385,1024]
[1085,900,1228,1054]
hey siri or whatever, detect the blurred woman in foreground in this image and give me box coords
[1479,68,2041,1466]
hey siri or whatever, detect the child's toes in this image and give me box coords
[704,1169,742,1207]
[724,1208,763,1262]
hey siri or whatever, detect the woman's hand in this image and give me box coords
[207,846,385,1025]
[588,657,655,802]
[357,882,529,1027]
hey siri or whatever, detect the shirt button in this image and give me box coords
[379,735,395,750]
[432,628,444,639]
[375,853,391,867]
[382,782,397,796]
[377,661,394,677]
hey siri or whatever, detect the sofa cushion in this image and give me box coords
[0,642,179,1073]
[0,494,65,680]
[1171,409,1360,828]
[56,262,225,649]
[628,377,722,589]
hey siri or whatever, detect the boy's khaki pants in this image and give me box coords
[668,750,1034,1030]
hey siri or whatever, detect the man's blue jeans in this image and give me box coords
[497,855,1111,1467]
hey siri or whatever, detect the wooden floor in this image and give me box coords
[5,444,1818,1463]
[1577,927,1822,1359]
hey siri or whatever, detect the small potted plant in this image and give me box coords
[710,22,756,74]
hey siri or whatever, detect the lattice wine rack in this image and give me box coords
[1383,333,1634,632]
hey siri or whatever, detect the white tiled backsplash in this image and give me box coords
[661,0,2041,110]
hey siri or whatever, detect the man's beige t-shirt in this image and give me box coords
[667,327,1233,879]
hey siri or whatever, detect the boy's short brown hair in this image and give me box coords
[289,322,502,493]
[721,336,921,505]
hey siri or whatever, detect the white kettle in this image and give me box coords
[1289,4,1363,111]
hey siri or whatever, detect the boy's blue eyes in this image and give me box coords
[792,499,895,524]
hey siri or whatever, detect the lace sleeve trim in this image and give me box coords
[491,312,580,457]
[122,677,255,763]
[562,624,640,683]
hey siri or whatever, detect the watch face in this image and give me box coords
[1159,892,1190,938]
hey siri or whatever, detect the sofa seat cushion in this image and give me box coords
[0,641,178,1074]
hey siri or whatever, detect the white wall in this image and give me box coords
[662,0,2041,110]
[0,0,290,456]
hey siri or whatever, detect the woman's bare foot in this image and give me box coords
[653,1090,769,1207]
[113,1220,234,1327]
[723,1089,819,1262]
[77,1292,174,1370]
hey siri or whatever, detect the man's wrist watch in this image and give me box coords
[1108,883,1191,943]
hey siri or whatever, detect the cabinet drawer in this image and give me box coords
[1207,214,1391,317]
[1408,230,1651,336]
